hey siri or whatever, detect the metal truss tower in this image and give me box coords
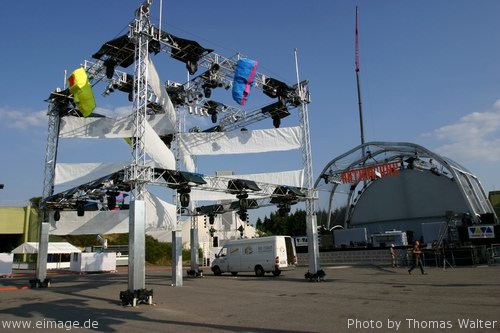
[294,50,320,276]
[36,97,61,286]
[125,0,154,301]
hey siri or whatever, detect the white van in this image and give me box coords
[211,236,297,277]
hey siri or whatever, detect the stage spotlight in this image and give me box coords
[77,202,85,217]
[238,212,248,222]
[180,192,190,208]
[273,117,281,128]
[262,100,289,128]
[104,59,117,79]
[187,61,198,75]
[107,195,116,210]
[203,86,212,98]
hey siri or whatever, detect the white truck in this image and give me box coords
[211,236,297,277]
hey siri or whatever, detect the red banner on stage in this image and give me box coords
[341,162,400,184]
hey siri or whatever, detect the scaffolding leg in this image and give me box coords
[119,200,153,307]
[32,223,51,288]
[305,214,324,282]
[172,230,183,286]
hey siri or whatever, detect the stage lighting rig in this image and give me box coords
[159,170,207,208]
[227,179,261,221]
[270,185,306,216]
[262,99,290,128]
[203,100,227,124]
[163,32,213,75]
[200,63,223,98]
[92,34,137,70]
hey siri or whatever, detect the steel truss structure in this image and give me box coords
[39,0,321,299]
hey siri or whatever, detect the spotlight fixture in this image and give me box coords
[107,194,117,210]
[92,34,136,68]
[179,191,190,208]
[262,100,290,129]
[263,77,294,99]
[54,210,61,221]
[76,201,85,217]
[103,59,117,79]
[238,211,248,222]
[165,33,213,75]
[270,185,305,217]
[160,170,206,209]
[204,100,225,124]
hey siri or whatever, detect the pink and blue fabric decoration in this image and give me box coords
[232,58,258,105]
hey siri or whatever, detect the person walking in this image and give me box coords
[390,244,398,268]
[408,240,427,275]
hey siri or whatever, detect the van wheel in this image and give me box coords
[272,270,281,276]
[255,265,265,277]
[231,272,238,276]
[213,266,222,276]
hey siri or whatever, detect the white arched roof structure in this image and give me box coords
[314,142,497,241]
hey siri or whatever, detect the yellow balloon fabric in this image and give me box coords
[68,67,96,117]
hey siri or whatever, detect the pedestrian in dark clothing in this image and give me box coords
[408,240,427,275]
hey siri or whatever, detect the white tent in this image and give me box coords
[11,242,82,254]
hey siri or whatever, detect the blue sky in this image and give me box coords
[1,1,499,213]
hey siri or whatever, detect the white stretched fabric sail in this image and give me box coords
[178,126,302,156]
[57,119,175,170]
[59,113,175,139]
[147,56,176,126]
[55,162,129,187]
[49,191,177,235]
[190,169,304,202]
[49,210,130,235]
[144,120,176,169]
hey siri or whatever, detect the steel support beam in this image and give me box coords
[172,229,183,286]
[128,200,146,291]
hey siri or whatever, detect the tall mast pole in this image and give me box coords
[355,6,366,147]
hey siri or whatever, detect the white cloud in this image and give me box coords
[0,107,47,129]
[0,105,135,130]
[426,100,500,162]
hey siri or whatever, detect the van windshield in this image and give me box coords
[218,247,227,257]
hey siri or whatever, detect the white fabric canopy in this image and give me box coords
[147,56,176,125]
[49,191,176,235]
[55,162,129,187]
[143,120,176,169]
[11,242,82,254]
[178,126,302,156]
[59,113,175,139]
[57,118,175,170]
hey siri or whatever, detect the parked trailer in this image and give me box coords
[211,236,297,277]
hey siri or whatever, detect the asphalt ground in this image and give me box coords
[0,265,499,333]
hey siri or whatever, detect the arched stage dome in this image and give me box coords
[314,141,497,243]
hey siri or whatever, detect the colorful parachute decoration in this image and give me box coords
[68,67,96,117]
[232,58,258,105]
